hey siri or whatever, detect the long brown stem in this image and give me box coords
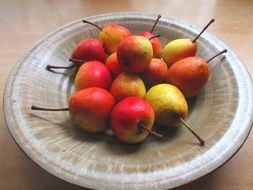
[31,105,69,111]
[179,117,205,146]
[207,49,227,63]
[150,15,162,33]
[46,58,86,70]
[82,20,103,31]
[46,64,75,70]
[69,58,85,63]
[139,123,163,138]
[149,34,160,40]
[192,19,215,43]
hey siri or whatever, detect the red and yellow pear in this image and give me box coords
[46,38,106,70]
[110,97,161,144]
[83,20,131,54]
[117,35,153,73]
[74,61,112,91]
[110,72,146,102]
[161,19,215,67]
[145,84,205,145]
[168,49,227,97]
[105,52,124,79]
[140,15,162,58]
[31,87,115,133]
[141,58,168,88]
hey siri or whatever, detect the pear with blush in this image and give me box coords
[31,87,115,133]
[140,15,162,58]
[46,38,106,70]
[105,52,124,79]
[83,20,131,55]
[145,84,205,145]
[141,58,168,88]
[74,61,112,91]
[168,49,227,97]
[117,35,153,73]
[161,19,215,67]
[110,97,162,144]
[110,72,146,102]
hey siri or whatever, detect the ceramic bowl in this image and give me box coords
[4,13,253,190]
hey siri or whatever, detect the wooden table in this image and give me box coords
[1,1,253,189]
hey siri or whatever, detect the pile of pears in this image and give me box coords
[32,16,227,146]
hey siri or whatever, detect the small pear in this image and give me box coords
[74,61,112,91]
[145,84,188,126]
[162,38,197,67]
[161,19,215,67]
[105,52,124,79]
[145,84,205,145]
[82,20,131,55]
[140,58,168,88]
[46,38,106,71]
[140,15,162,58]
[117,35,153,73]
[110,97,161,144]
[110,72,146,102]
[31,87,115,133]
[167,49,227,97]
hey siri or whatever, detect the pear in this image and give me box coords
[82,20,131,55]
[168,49,227,97]
[110,97,162,144]
[110,72,146,102]
[31,87,115,133]
[145,84,188,126]
[161,19,215,67]
[74,61,112,91]
[140,15,162,58]
[140,58,168,89]
[145,84,205,145]
[105,52,124,79]
[46,38,106,71]
[117,35,153,73]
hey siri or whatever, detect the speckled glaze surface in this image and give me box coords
[3,13,253,190]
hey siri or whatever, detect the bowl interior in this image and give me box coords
[4,13,252,190]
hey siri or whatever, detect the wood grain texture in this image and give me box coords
[1,1,253,190]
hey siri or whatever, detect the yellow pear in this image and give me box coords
[145,84,188,126]
[161,19,215,67]
[145,84,205,145]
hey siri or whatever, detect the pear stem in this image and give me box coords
[192,18,215,43]
[179,117,205,146]
[46,58,86,70]
[46,64,75,70]
[31,105,69,111]
[150,15,162,33]
[82,20,103,31]
[139,123,163,138]
[149,34,161,40]
[207,49,227,63]
[69,58,86,63]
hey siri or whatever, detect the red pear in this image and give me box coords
[117,35,153,73]
[71,38,106,64]
[110,72,146,102]
[168,49,227,97]
[46,38,106,70]
[83,20,132,55]
[140,15,162,58]
[110,97,161,144]
[105,52,124,79]
[141,58,168,88]
[31,87,115,133]
[75,61,112,91]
